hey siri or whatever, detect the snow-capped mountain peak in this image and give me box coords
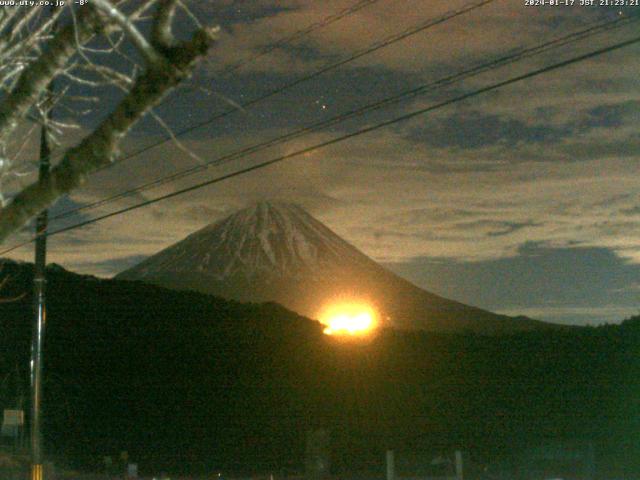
[119,201,375,282]
[117,201,554,334]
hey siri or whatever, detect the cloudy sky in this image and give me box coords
[3,0,640,325]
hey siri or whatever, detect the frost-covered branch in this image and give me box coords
[0,0,217,242]
[91,0,163,64]
[0,6,101,145]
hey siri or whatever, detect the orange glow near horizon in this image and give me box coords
[319,301,378,336]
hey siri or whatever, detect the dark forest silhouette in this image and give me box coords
[0,260,638,477]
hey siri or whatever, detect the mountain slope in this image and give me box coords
[0,259,636,475]
[117,202,555,334]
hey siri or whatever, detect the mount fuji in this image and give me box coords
[117,202,555,334]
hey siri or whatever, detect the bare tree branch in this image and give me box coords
[0,7,103,147]
[152,0,179,49]
[0,0,217,242]
[91,0,163,64]
[149,108,204,165]
[0,16,217,242]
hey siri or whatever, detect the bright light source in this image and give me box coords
[319,301,377,336]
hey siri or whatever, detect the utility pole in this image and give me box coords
[31,80,53,480]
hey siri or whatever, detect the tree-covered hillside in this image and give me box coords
[0,260,638,477]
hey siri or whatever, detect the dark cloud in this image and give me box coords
[556,134,640,161]
[398,97,640,167]
[579,101,640,129]
[407,110,569,149]
[621,206,640,216]
[384,243,640,325]
[142,66,425,142]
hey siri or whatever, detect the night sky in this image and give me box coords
[5,0,640,326]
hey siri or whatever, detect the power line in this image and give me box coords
[2,32,636,256]
[78,0,497,179]
[49,13,640,222]
[220,0,383,76]
[39,0,384,167]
